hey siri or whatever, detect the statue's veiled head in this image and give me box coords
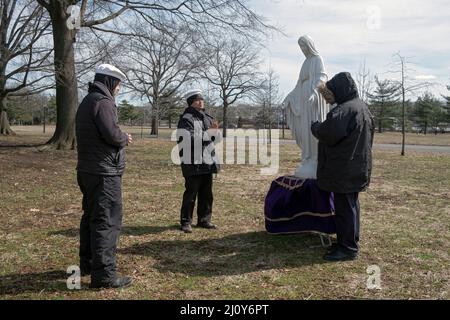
[298,35,319,58]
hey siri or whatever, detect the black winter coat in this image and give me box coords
[311,72,375,193]
[177,106,221,177]
[76,82,128,176]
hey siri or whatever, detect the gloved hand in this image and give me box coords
[311,121,321,132]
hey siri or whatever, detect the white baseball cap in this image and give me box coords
[95,64,126,82]
[184,89,203,100]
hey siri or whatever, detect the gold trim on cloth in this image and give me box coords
[266,230,335,236]
[265,211,335,222]
[274,176,306,190]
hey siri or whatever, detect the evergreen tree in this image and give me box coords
[118,100,139,126]
[367,76,401,133]
[413,92,443,134]
[443,80,450,124]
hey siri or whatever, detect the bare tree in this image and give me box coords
[257,68,281,143]
[389,53,433,156]
[0,0,53,135]
[123,26,199,137]
[355,59,372,104]
[202,38,264,137]
[35,0,274,149]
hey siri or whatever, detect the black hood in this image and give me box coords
[88,81,115,101]
[90,73,120,97]
[326,72,359,104]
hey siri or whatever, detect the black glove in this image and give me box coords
[311,121,320,131]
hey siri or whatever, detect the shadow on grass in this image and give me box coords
[119,231,330,277]
[48,225,179,237]
[0,141,46,149]
[0,270,69,296]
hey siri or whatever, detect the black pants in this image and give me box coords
[334,192,360,253]
[77,172,123,284]
[180,174,213,226]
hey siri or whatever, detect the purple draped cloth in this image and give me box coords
[264,176,336,235]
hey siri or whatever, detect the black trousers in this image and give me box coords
[180,174,213,226]
[77,172,123,284]
[334,192,360,253]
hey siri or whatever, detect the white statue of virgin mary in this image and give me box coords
[283,35,329,179]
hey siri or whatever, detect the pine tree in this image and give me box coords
[118,100,138,126]
[443,81,450,125]
[367,76,401,133]
[413,92,443,134]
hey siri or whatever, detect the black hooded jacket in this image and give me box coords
[311,72,375,193]
[76,81,128,176]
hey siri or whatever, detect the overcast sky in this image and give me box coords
[249,0,450,100]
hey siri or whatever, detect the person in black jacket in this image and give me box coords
[76,64,133,288]
[177,90,221,233]
[312,72,375,261]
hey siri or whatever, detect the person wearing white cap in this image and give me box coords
[176,89,221,233]
[75,63,133,288]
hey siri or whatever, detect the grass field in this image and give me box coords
[0,127,449,300]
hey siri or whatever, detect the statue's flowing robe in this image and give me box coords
[285,54,329,178]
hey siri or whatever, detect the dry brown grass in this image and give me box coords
[0,128,449,300]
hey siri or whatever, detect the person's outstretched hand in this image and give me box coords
[127,133,133,145]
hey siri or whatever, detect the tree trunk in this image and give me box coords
[0,97,15,135]
[223,99,228,138]
[45,2,78,150]
[268,118,272,144]
[150,116,158,136]
[378,102,384,133]
[150,98,159,136]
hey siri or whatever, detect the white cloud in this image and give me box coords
[250,0,450,99]
[415,75,437,80]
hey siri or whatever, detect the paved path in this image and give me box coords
[144,136,450,154]
[227,138,450,154]
[373,143,450,154]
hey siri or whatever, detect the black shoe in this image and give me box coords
[181,224,192,233]
[90,276,134,289]
[81,267,91,276]
[323,248,358,262]
[80,260,92,276]
[326,243,338,253]
[197,222,217,229]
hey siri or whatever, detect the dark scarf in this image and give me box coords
[93,73,121,96]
